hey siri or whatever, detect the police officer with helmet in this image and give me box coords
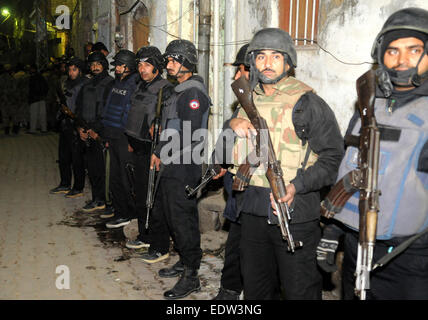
[123,46,174,249]
[229,28,344,299]
[142,39,211,300]
[75,51,114,213]
[50,57,87,199]
[100,49,140,229]
[322,7,428,300]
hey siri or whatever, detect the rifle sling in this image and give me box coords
[373,226,428,270]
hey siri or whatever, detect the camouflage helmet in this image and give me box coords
[371,7,428,61]
[164,39,198,66]
[247,28,297,68]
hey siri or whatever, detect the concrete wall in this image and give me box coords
[296,0,428,134]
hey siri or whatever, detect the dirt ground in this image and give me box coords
[0,131,340,300]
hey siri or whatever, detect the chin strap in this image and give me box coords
[377,40,428,96]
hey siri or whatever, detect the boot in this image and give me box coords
[163,267,200,300]
[158,259,184,278]
[213,286,241,300]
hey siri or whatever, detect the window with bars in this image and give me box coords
[279,0,320,46]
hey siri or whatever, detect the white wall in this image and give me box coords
[296,0,428,134]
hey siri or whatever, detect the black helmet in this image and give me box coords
[111,49,136,71]
[371,8,428,96]
[232,43,250,67]
[136,46,165,72]
[164,39,198,66]
[247,28,297,68]
[67,57,84,71]
[371,8,428,60]
[87,51,108,71]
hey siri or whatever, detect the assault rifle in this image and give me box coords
[320,69,380,300]
[185,164,223,198]
[56,88,101,146]
[231,76,302,253]
[145,88,163,229]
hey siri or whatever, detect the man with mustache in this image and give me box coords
[325,7,428,300]
[122,46,174,248]
[142,39,211,300]
[229,28,344,299]
[75,51,114,213]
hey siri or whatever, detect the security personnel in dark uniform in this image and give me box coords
[100,50,139,229]
[50,57,87,198]
[142,40,211,300]
[213,43,250,300]
[75,51,114,212]
[124,46,174,248]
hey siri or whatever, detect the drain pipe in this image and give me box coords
[223,0,237,123]
[212,0,220,138]
[197,0,211,88]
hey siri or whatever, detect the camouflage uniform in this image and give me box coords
[231,75,344,300]
[231,76,318,187]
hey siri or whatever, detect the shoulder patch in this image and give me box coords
[189,99,200,110]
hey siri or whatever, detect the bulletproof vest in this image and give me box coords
[125,78,171,142]
[102,73,138,130]
[158,76,211,165]
[80,74,113,123]
[65,78,87,114]
[230,76,318,188]
[334,96,428,239]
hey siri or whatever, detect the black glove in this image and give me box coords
[316,222,344,273]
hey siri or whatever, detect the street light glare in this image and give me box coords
[1,8,10,17]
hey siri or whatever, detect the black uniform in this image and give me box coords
[101,72,138,222]
[56,76,87,192]
[125,74,174,242]
[75,71,114,204]
[151,75,210,270]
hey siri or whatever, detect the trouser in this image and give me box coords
[220,221,243,293]
[107,134,135,219]
[29,100,47,132]
[342,230,428,300]
[240,213,322,300]
[150,176,202,269]
[85,138,105,202]
[133,142,152,243]
[58,128,85,190]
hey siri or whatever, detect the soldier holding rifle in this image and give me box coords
[321,8,428,300]
[75,51,114,213]
[123,46,174,249]
[230,28,343,299]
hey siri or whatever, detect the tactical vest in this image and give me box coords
[102,73,138,129]
[160,77,211,132]
[334,97,428,239]
[231,76,319,188]
[157,76,212,165]
[65,78,87,114]
[125,78,171,142]
[80,74,113,123]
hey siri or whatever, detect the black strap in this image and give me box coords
[301,143,312,171]
[373,226,428,270]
